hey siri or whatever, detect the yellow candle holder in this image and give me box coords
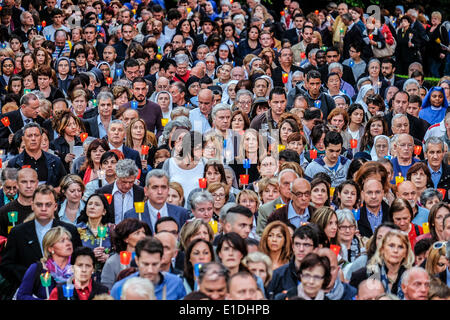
[134,202,145,214]
[161,118,169,127]
[275,204,285,210]
[422,222,430,234]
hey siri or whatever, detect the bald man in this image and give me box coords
[154,232,180,275]
[189,88,213,132]
[0,168,39,237]
[356,279,385,300]
[317,248,357,300]
[391,133,419,184]
[396,181,429,226]
[226,272,259,300]
[267,178,315,228]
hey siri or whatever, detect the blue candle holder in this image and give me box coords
[96,25,101,32]
[243,158,251,169]
[116,69,123,78]
[131,101,138,109]
[63,284,74,299]
[352,209,360,221]
[384,155,392,160]
[98,14,102,20]
[314,100,321,108]
[37,25,42,32]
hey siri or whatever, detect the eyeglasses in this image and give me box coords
[338,225,356,231]
[291,191,311,198]
[300,273,324,282]
[432,241,447,250]
[293,242,313,249]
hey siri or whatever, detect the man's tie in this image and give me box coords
[157,212,161,220]
[24,119,31,124]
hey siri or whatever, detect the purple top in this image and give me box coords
[122,100,163,139]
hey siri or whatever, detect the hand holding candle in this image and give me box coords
[40,272,51,299]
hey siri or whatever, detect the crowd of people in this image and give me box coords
[0,0,448,301]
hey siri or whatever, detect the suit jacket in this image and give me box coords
[423,161,450,203]
[0,219,81,286]
[283,28,301,45]
[122,145,142,170]
[358,201,391,238]
[95,183,145,223]
[0,110,43,149]
[256,197,284,236]
[95,41,107,61]
[124,202,189,234]
[82,116,101,138]
[267,204,316,226]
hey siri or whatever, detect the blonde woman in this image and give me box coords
[57,175,86,225]
[425,242,448,276]
[350,229,415,299]
[179,218,215,251]
[16,227,74,300]
[243,251,273,288]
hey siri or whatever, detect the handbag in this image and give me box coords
[372,37,397,58]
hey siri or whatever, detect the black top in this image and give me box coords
[0,199,33,237]
[23,151,48,183]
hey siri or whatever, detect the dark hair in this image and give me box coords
[226,205,253,219]
[324,130,343,148]
[155,216,179,234]
[413,238,433,256]
[279,149,299,162]
[306,69,322,82]
[70,246,96,265]
[111,218,152,252]
[326,46,339,55]
[183,238,214,285]
[333,180,360,209]
[347,158,367,178]
[100,151,120,166]
[160,58,177,71]
[32,184,57,202]
[292,224,320,247]
[124,58,139,70]
[366,222,400,259]
[350,42,363,53]
[269,86,287,100]
[311,123,329,147]
[389,198,414,221]
[298,252,331,289]
[216,232,248,267]
[311,176,330,206]
[77,193,113,224]
[203,160,227,183]
[80,138,110,171]
[408,94,422,105]
[135,236,164,258]
[406,162,433,188]
[359,115,388,152]
[347,103,366,122]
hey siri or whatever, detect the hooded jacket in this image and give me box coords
[305,155,351,187]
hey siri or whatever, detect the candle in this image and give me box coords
[243,158,251,169]
[349,60,355,67]
[96,24,101,32]
[40,272,51,299]
[330,187,335,197]
[437,188,446,199]
[300,52,306,60]
[8,211,18,227]
[315,10,319,15]
[340,28,344,34]
[141,145,149,155]
[63,283,74,300]
[104,193,113,204]
[98,13,102,19]
[37,25,42,32]
[395,174,404,186]
[413,145,422,156]
[309,149,317,159]
[422,222,430,234]
[131,101,138,110]
[120,251,132,266]
[1,117,13,134]
[280,11,285,16]
[97,226,107,247]
[91,99,97,107]
[199,178,207,189]
[156,53,163,60]
[314,100,321,108]
[106,77,113,85]
[80,132,88,142]
[187,7,191,13]
[275,204,285,210]
[409,33,413,40]
[24,89,31,94]
[330,244,341,256]
[240,174,249,186]
[384,155,392,160]
[352,209,360,221]
[368,34,373,40]
[0,158,2,169]
[282,72,288,84]
[161,118,169,126]
[22,165,31,169]
[209,220,218,234]
[136,169,141,180]
[41,20,46,27]
[350,139,357,149]
[436,38,441,44]
[277,144,285,153]
[116,69,123,78]
[134,202,145,221]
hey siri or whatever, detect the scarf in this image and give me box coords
[45,257,73,284]
[296,283,326,300]
[325,276,345,300]
[367,263,405,299]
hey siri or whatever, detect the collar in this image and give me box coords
[19,109,32,124]
[366,206,383,217]
[428,163,442,174]
[147,201,167,215]
[288,201,309,219]
[112,181,133,197]
[35,219,53,230]
[108,143,123,153]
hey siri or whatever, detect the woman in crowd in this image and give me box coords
[327,108,352,150]
[207,182,230,222]
[168,181,185,207]
[425,242,448,276]
[406,163,433,201]
[310,207,338,247]
[336,209,364,264]
[259,221,292,270]
[16,227,73,300]
[57,174,85,225]
[182,239,215,294]
[216,232,249,276]
[346,103,366,152]
[417,202,450,243]
[333,180,360,211]
[389,198,423,249]
[257,177,280,205]
[78,138,110,185]
[359,115,388,154]
[370,135,390,161]
[310,177,331,209]
[101,218,151,290]
[242,251,273,291]
[236,189,260,239]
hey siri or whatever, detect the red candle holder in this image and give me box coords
[368,34,373,40]
[104,194,113,205]
[41,20,46,27]
[350,139,357,149]
[413,145,422,156]
[330,244,341,256]
[1,117,10,127]
[199,178,207,189]
[309,149,317,159]
[141,145,149,155]
[437,188,446,199]
[120,251,132,265]
[240,174,249,185]
[282,73,288,84]
[80,132,88,142]
[106,77,113,85]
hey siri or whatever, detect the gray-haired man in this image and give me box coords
[124,169,189,233]
[107,119,142,169]
[83,91,115,139]
[95,159,145,224]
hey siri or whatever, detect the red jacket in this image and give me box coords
[408,223,423,249]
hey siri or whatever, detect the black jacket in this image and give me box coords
[423,161,450,203]
[0,219,81,287]
[266,259,298,300]
[0,110,44,149]
[283,28,302,45]
[272,65,303,89]
[49,135,83,173]
[384,111,430,142]
[358,201,391,238]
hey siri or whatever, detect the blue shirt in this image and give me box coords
[189,108,211,133]
[428,163,442,188]
[366,207,383,233]
[97,115,108,139]
[3,193,17,205]
[111,271,186,300]
[412,206,430,226]
[35,220,53,255]
[287,201,310,228]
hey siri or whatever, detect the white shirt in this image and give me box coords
[35,220,53,255]
[112,182,134,224]
[147,201,168,231]
[108,143,124,153]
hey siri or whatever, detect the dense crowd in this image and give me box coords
[0,0,448,301]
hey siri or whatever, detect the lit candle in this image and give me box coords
[209,220,218,234]
[352,209,360,221]
[161,118,169,127]
[309,149,317,159]
[282,72,288,84]
[330,244,341,256]
[395,174,404,186]
[63,279,74,300]
[422,222,430,234]
[384,155,392,160]
[40,272,51,299]
[280,11,285,16]
[106,77,113,85]
[368,34,373,40]
[97,170,105,180]
[104,193,113,204]
[240,174,249,187]
[37,25,42,32]
[80,132,88,142]
[300,52,306,60]
[41,20,47,27]
[330,187,335,197]
[350,139,357,149]
[349,60,355,67]
[437,188,446,199]
[120,251,132,268]
[413,145,422,156]
[97,226,107,247]
[116,69,123,78]
[275,204,285,210]
[277,144,285,153]
[131,101,138,110]
[315,10,319,15]
[8,211,18,227]
[91,99,97,107]
[141,145,149,155]
[1,117,13,134]
[314,100,321,108]
[156,53,162,60]
[199,178,207,189]
[134,202,145,221]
